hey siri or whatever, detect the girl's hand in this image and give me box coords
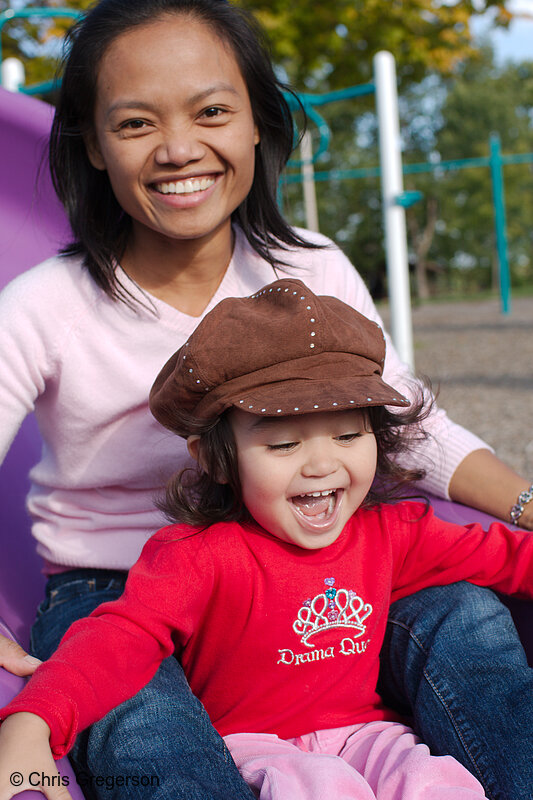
[0,635,42,676]
[0,713,72,800]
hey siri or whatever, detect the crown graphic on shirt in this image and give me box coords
[292,577,373,648]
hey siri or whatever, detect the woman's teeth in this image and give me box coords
[156,177,215,195]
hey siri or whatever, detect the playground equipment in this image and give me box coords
[284,94,533,319]
[284,51,415,367]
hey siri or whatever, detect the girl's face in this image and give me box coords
[86,14,259,252]
[228,408,378,550]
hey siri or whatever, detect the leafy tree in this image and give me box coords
[1,0,515,93]
[238,0,513,89]
[405,49,533,297]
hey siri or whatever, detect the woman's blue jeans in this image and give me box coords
[379,582,533,800]
[31,572,532,800]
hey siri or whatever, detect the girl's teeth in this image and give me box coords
[157,177,215,195]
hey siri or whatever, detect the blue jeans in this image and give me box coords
[30,570,255,800]
[379,582,533,800]
[31,573,532,800]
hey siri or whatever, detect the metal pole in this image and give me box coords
[1,57,24,91]
[373,51,414,369]
[300,130,319,232]
[489,132,511,314]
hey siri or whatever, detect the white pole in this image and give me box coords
[373,51,414,369]
[300,130,319,232]
[1,57,25,91]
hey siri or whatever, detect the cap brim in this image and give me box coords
[202,373,410,418]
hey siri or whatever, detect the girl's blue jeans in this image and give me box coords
[31,571,533,800]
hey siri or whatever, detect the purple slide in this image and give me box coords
[0,86,531,798]
[0,86,82,799]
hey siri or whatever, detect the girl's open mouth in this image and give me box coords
[289,489,343,530]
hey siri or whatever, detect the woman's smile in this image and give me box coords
[153,176,217,196]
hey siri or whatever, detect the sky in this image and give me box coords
[470,0,533,63]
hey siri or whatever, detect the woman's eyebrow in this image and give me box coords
[187,83,240,105]
[105,84,239,118]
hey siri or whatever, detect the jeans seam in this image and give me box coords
[389,619,496,800]
[421,667,495,800]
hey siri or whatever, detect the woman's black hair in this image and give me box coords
[49,0,319,302]
[159,387,434,527]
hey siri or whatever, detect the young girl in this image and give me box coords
[0,1,532,798]
[1,279,531,800]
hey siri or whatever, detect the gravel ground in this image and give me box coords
[380,295,533,478]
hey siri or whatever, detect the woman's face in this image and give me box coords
[86,14,259,252]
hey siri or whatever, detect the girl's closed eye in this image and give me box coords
[335,432,363,444]
[267,441,299,453]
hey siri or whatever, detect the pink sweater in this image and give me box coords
[1,503,531,757]
[0,228,488,570]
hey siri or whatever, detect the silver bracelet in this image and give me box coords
[510,483,533,525]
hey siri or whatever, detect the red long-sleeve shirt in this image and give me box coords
[2,502,532,758]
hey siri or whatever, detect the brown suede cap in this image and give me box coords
[150,278,409,433]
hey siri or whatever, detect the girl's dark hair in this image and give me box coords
[159,385,434,527]
[50,0,318,302]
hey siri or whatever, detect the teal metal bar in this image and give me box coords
[281,152,533,183]
[284,84,376,168]
[283,83,375,112]
[0,8,81,69]
[20,78,62,96]
[281,138,529,317]
[489,132,511,314]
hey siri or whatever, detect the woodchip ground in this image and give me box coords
[380,295,533,478]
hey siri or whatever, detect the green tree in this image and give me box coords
[405,49,533,297]
[1,0,516,94]
[238,0,513,89]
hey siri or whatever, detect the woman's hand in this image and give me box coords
[0,713,72,800]
[0,635,41,677]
